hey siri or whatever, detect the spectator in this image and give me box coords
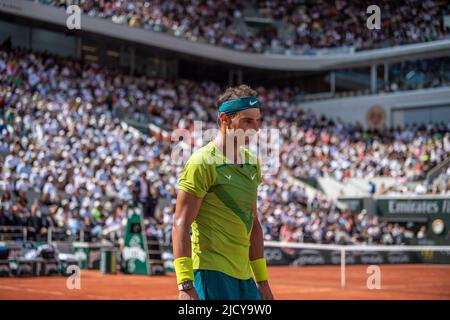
[417,226,427,239]
[134,172,151,218]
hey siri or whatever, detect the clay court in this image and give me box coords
[1,264,450,300]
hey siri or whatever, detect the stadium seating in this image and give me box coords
[0,44,449,247]
[30,0,450,54]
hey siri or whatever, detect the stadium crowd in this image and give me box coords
[277,112,450,182]
[33,0,450,54]
[1,44,448,246]
[257,177,415,245]
[255,0,449,52]
[383,169,450,195]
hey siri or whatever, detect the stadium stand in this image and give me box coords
[30,0,450,54]
[1,43,449,247]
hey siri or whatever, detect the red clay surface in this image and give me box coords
[1,264,450,300]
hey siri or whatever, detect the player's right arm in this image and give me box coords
[173,155,216,300]
[172,190,203,300]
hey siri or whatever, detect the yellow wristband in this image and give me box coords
[174,257,194,284]
[250,258,269,283]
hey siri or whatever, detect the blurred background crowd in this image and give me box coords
[1,42,448,246]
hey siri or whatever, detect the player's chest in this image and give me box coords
[213,165,259,200]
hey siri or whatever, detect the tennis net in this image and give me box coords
[264,241,450,288]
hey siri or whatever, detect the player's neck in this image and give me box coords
[213,133,242,164]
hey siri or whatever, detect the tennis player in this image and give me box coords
[172,85,274,300]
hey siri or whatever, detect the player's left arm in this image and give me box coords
[250,205,274,300]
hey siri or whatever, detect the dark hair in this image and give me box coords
[215,84,257,108]
[1,192,11,201]
[216,85,257,125]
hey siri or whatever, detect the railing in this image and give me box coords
[0,225,73,242]
[114,107,172,134]
[0,226,27,241]
[426,156,450,184]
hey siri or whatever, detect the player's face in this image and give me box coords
[229,108,261,144]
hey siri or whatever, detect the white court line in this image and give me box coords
[0,285,20,291]
[0,286,65,296]
[275,287,338,294]
[26,288,64,296]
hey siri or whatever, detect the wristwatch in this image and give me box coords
[178,280,194,291]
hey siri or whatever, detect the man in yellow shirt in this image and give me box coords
[172,85,274,300]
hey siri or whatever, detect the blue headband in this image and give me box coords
[218,96,261,114]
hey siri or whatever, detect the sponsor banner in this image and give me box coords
[73,242,110,270]
[377,198,450,215]
[264,246,450,266]
[376,198,450,239]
